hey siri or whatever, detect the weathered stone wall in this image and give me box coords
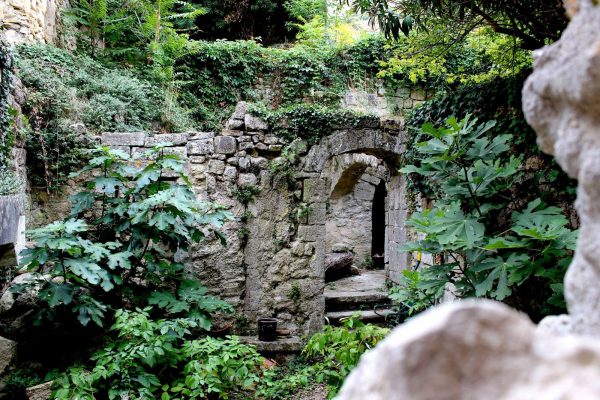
[342,86,430,120]
[101,103,409,335]
[326,154,387,263]
[0,0,64,45]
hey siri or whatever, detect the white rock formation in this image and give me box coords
[338,301,600,400]
[522,0,600,336]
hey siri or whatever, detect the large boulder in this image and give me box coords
[522,0,600,336]
[338,301,600,400]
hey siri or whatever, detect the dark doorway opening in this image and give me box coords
[371,180,387,270]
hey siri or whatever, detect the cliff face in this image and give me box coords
[0,0,63,45]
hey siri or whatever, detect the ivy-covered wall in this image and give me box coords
[95,102,410,336]
[0,38,13,169]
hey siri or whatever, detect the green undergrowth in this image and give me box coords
[15,45,193,190]
[47,313,388,400]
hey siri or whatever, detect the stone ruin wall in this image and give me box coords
[98,103,410,335]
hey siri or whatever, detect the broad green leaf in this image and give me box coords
[107,251,133,270]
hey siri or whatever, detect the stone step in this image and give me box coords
[325,308,396,325]
[324,289,390,311]
[238,336,303,353]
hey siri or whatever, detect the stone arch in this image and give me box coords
[300,129,404,173]
[297,128,409,285]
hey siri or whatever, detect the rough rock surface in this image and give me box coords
[324,252,354,272]
[338,301,600,400]
[0,0,64,44]
[0,335,17,375]
[522,0,600,336]
[25,381,53,400]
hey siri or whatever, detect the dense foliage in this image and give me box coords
[15,45,191,190]
[392,116,577,319]
[0,169,23,195]
[50,312,387,399]
[54,309,266,399]
[343,0,567,49]
[14,145,231,328]
[301,316,389,397]
[178,36,386,130]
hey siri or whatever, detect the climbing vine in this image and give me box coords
[0,39,13,169]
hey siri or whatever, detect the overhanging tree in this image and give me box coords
[342,0,567,49]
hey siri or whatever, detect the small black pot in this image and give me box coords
[257,318,278,342]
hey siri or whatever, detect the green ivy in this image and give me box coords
[251,103,375,145]
[0,38,13,168]
[177,37,386,131]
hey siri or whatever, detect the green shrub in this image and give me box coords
[394,115,577,318]
[53,309,266,400]
[15,44,193,189]
[302,317,389,398]
[14,145,231,328]
[0,168,23,195]
[0,39,13,169]
[284,0,327,23]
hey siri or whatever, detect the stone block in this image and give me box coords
[297,224,325,243]
[189,156,206,164]
[214,135,237,155]
[238,173,257,186]
[227,157,239,166]
[144,133,189,147]
[232,101,248,120]
[188,132,215,140]
[239,142,255,151]
[307,202,326,225]
[264,134,279,145]
[26,381,53,400]
[239,156,252,170]
[302,178,327,203]
[355,182,376,201]
[222,129,243,137]
[187,139,214,156]
[245,114,268,131]
[101,132,146,146]
[226,118,244,130]
[0,335,17,375]
[0,194,24,246]
[223,166,238,181]
[208,160,226,175]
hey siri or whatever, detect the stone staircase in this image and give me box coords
[324,271,394,325]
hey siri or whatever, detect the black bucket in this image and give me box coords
[257,318,278,342]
